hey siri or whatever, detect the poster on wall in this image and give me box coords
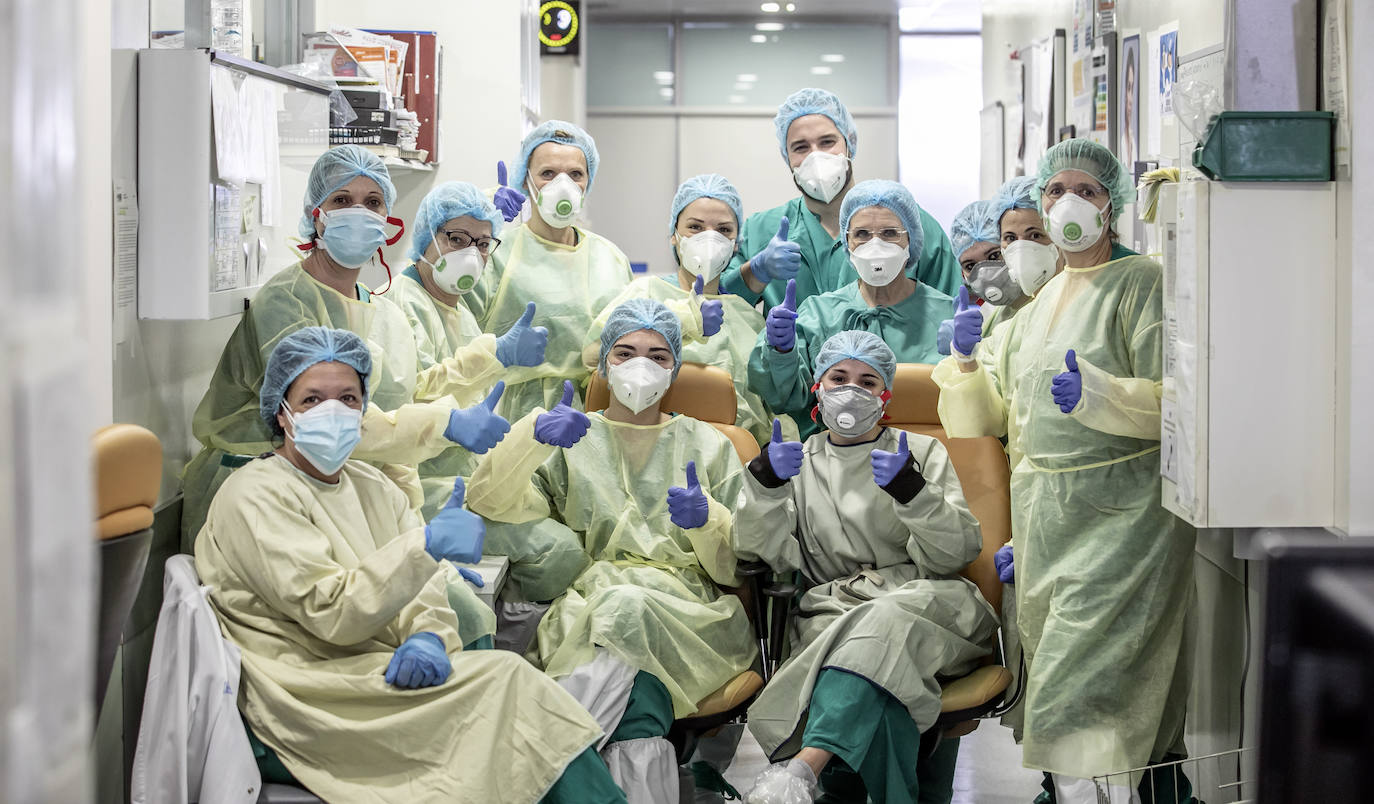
[1088,35,1115,151]
[1158,27,1179,117]
[1120,33,1141,170]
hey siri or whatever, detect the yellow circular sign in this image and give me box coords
[539,1,580,49]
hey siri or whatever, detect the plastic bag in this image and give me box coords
[1173,80,1223,141]
[279,60,357,126]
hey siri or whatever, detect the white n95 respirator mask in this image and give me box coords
[792,151,849,204]
[849,238,907,287]
[1045,193,1109,252]
[1002,239,1060,296]
[529,173,584,228]
[606,356,673,414]
[423,240,485,295]
[677,230,734,283]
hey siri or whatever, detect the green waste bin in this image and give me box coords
[1192,111,1334,181]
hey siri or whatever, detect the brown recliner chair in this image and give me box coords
[883,362,1015,738]
[587,361,766,758]
[92,423,162,710]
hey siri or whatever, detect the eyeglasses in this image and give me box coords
[439,228,501,255]
[848,227,908,244]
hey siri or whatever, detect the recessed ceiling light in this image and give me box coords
[785,2,796,10]
[810,65,833,75]
[820,54,845,63]
[652,71,675,84]
[760,2,780,11]
[750,34,768,43]
[755,22,785,31]
[737,73,759,83]
[659,87,675,98]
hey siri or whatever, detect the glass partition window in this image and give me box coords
[680,22,889,107]
[897,34,982,231]
[586,23,675,107]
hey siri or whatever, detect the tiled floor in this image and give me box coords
[722,721,1044,803]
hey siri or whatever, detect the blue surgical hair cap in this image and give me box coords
[509,120,601,193]
[409,182,505,263]
[993,176,1039,224]
[298,145,397,240]
[773,88,858,162]
[950,200,1001,258]
[260,327,372,437]
[839,180,926,268]
[814,330,897,390]
[1034,139,1135,224]
[669,174,743,234]
[598,298,683,380]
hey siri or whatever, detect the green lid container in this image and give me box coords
[1192,111,1334,181]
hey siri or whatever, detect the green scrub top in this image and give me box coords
[720,195,962,309]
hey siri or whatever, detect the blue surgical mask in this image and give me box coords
[318,207,389,268]
[282,399,363,475]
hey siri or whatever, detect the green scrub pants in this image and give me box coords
[801,668,960,804]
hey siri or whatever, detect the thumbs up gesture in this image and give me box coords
[693,275,725,338]
[765,279,799,352]
[871,430,913,488]
[950,287,984,359]
[765,418,804,480]
[668,460,710,530]
[493,160,526,222]
[534,380,591,448]
[750,216,802,283]
[1051,349,1083,413]
[444,381,511,453]
[423,477,486,564]
[496,301,549,367]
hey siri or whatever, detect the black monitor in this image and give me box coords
[1259,535,1374,802]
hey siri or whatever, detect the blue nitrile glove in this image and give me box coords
[765,279,799,352]
[936,317,955,356]
[994,543,1014,583]
[384,632,451,689]
[445,382,511,453]
[1051,349,1083,413]
[534,380,591,448]
[766,418,804,480]
[694,275,724,337]
[667,461,710,530]
[424,478,485,564]
[495,301,549,368]
[458,567,484,587]
[871,430,912,487]
[493,160,526,222]
[750,216,802,283]
[951,287,984,358]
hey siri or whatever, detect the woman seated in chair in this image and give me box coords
[735,331,999,804]
[467,298,758,803]
[195,326,623,804]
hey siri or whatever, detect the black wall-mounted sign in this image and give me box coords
[539,1,581,56]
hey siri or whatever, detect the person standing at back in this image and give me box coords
[718,88,961,309]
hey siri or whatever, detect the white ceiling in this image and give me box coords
[588,0,983,30]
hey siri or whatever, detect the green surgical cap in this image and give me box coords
[669,173,743,234]
[598,298,683,379]
[260,327,372,436]
[814,330,896,389]
[774,87,858,162]
[510,120,600,192]
[299,145,397,239]
[839,180,926,267]
[409,182,505,263]
[950,200,1001,258]
[1035,139,1135,223]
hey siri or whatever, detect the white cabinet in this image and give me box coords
[1161,181,1337,528]
[138,49,329,319]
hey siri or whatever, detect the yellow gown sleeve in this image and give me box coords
[932,356,1009,439]
[465,409,559,524]
[353,399,455,465]
[209,475,440,647]
[685,495,742,588]
[1068,349,1163,440]
[411,334,506,405]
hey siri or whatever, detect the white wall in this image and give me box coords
[586,111,898,276]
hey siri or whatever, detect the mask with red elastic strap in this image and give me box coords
[810,380,891,435]
[298,207,406,292]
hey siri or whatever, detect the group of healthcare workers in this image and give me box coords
[178,83,1197,804]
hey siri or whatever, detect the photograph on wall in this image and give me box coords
[1120,34,1140,169]
[1159,28,1178,117]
